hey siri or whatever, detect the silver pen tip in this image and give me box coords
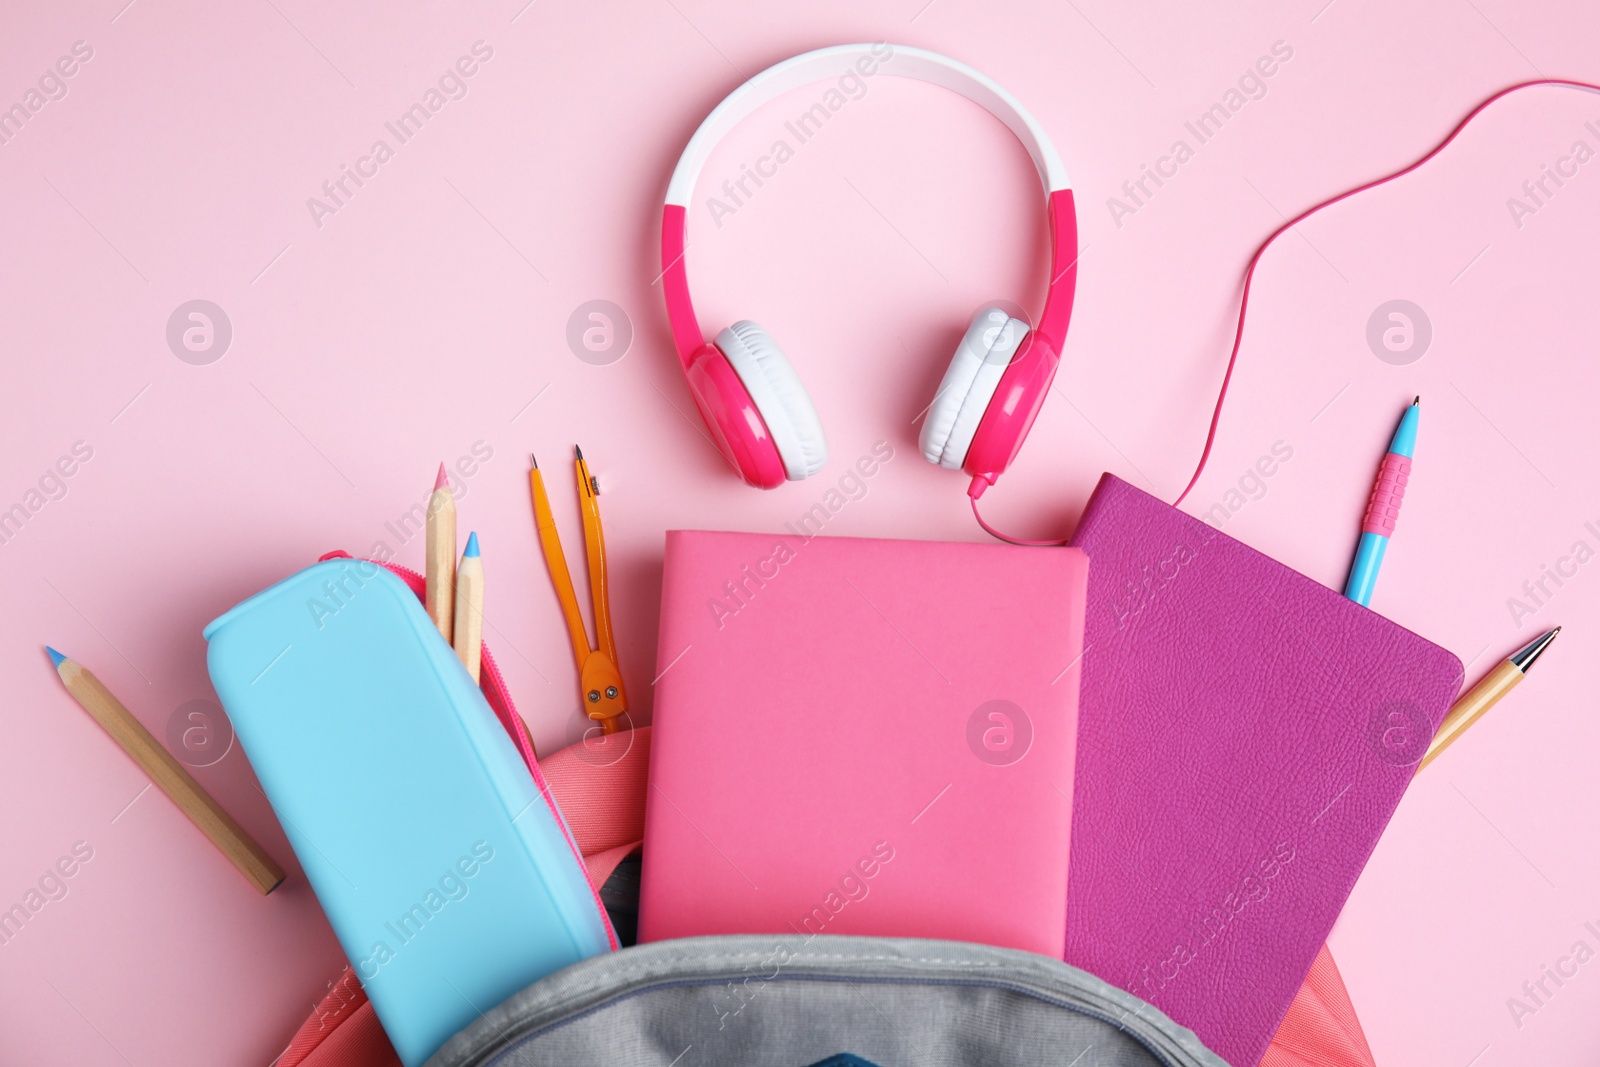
[1509,627,1561,673]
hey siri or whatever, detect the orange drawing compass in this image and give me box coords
[528,447,626,733]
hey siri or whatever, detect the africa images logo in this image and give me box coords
[710,840,896,1030]
[355,841,495,980]
[1137,840,1296,998]
[702,42,895,228]
[306,42,495,229]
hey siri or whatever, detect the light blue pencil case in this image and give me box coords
[204,557,613,1067]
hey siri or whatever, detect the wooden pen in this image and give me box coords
[1417,626,1561,774]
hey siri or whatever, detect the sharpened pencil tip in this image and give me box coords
[434,463,450,491]
[463,531,480,558]
[574,444,584,460]
[46,646,66,668]
[1413,395,1420,406]
[529,452,538,469]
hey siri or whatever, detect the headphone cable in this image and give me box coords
[973,77,1600,546]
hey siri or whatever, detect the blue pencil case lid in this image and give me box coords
[205,557,613,1066]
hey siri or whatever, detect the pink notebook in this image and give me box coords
[1065,475,1464,1067]
[639,531,1089,956]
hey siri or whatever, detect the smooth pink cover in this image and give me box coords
[639,530,1088,955]
[1065,475,1464,1067]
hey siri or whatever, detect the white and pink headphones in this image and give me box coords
[661,44,1077,498]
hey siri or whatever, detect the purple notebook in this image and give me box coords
[1065,475,1462,1067]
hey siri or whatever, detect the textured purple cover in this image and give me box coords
[1065,475,1463,1067]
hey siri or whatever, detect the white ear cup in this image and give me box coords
[919,307,1028,470]
[716,320,828,480]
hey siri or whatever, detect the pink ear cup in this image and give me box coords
[963,189,1078,498]
[962,330,1063,497]
[681,341,789,489]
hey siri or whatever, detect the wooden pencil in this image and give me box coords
[425,462,456,643]
[453,531,484,684]
[47,648,285,895]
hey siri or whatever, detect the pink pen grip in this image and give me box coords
[1362,453,1410,536]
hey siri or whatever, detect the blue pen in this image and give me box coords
[1344,397,1419,606]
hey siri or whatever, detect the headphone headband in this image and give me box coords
[664,43,1069,207]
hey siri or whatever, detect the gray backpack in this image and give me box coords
[426,934,1228,1067]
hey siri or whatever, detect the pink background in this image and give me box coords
[2,0,1598,1063]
